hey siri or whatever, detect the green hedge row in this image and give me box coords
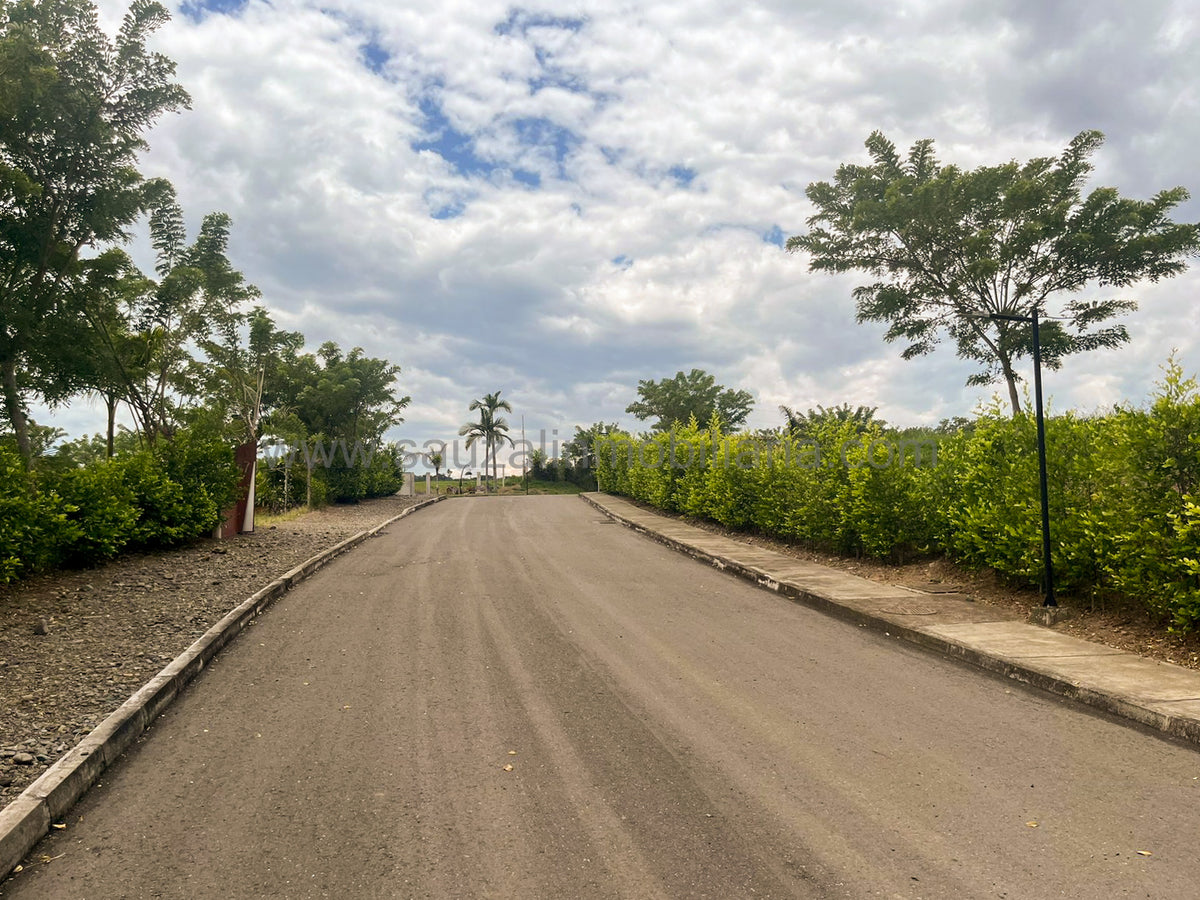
[0,433,240,584]
[254,440,407,511]
[596,362,1200,631]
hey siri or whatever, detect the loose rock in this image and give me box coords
[0,495,424,806]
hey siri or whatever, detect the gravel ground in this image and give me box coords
[0,495,424,806]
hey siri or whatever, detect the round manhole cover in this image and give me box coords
[878,604,939,616]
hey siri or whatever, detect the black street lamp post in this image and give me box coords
[991,309,1056,608]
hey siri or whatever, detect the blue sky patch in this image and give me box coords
[180,0,247,22]
[412,96,495,178]
[514,117,581,176]
[495,10,586,37]
[669,165,697,188]
[762,225,786,247]
[612,254,633,269]
[513,169,541,188]
[425,187,470,219]
[529,66,588,95]
[360,38,390,75]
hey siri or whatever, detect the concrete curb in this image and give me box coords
[581,492,1200,749]
[0,495,445,880]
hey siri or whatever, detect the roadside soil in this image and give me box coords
[0,495,423,807]
[631,501,1200,672]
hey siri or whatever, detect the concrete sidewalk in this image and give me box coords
[582,492,1200,747]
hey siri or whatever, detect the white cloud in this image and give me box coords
[48,0,1198,450]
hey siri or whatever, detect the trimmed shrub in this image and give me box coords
[0,447,70,583]
[122,435,239,549]
[363,444,405,498]
[594,363,1200,631]
[0,432,240,581]
[49,460,139,566]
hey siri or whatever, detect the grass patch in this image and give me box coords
[254,506,313,526]
[438,477,584,496]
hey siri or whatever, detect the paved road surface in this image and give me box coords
[4,496,1200,898]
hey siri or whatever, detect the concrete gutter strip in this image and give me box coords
[0,495,445,880]
[581,492,1200,749]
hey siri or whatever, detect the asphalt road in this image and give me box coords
[4,496,1200,899]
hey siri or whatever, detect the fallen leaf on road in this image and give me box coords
[1137,850,1153,857]
[503,764,514,772]
[508,750,517,756]
[1026,822,1039,828]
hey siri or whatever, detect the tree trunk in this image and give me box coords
[1,353,32,467]
[1000,355,1022,416]
[105,392,117,458]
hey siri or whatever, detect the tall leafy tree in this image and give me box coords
[196,306,302,446]
[260,341,410,506]
[625,369,753,432]
[558,421,620,489]
[81,188,255,444]
[788,130,1200,414]
[291,342,409,447]
[0,0,189,464]
[30,245,133,457]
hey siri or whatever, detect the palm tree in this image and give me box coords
[459,417,488,487]
[459,391,514,490]
[780,403,882,439]
[427,447,444,494]
[487,415,514,488]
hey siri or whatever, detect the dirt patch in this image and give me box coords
[627,501,1200,672]
[0,496,423,806]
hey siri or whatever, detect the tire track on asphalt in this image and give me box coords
[9,497,1200,898]
[475,499,829,899]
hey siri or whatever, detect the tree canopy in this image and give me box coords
[780,403,883,439]
[79,187,265,446]
[279,342,409,447]
[0,0,189,464]
[625,369,753,431]
[787,130,1200,414]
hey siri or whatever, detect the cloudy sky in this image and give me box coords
[64,0,1200,457]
